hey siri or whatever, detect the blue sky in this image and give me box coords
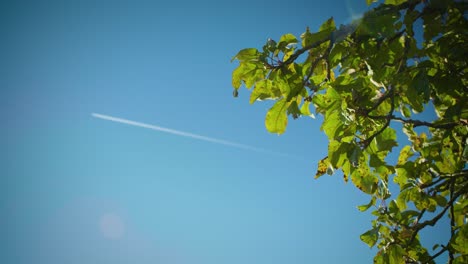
[1,0,448,263]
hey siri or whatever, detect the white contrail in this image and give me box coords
[91,113,294,157]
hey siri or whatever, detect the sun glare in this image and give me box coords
[99,213,125,240]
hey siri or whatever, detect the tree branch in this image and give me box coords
[419,177,445,189]
[303,55,324,88]
[278,36,331,68]
[363,87,394,115]
[366,115,466,130]
[360,90,395,149]
[419,170,468,190]
[426,244,449,264]
[409,183,468,245]
[390,116,465,129]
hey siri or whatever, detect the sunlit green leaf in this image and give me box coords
[287,101,302,119]
[265,99,290,134]
[400,104,411,118]
[351,166,378,194]
[231,48,259,62]
[452,224,468,254]
[250,80,280,104]
[387,244,405,264]
[357,197,376,212]
[322,110,344,139]
[385,0,407,5]
[302,17,335,47]
[300,101,315,118]
[360,226,379,247]
[278,33,298,51]
[453,255,468,264]
[319,17,335,32]
[375,127,398,152]
[397,146,413,165]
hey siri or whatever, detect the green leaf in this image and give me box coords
[351,166,378,194]
[434,195,447,207]
[360,226,379,247]
[366,0,377,5]
[279,33,297,45]
[265,99,290,134]
[231,48,259,62]
[374,251,386,264]
[357,197,376,212]
[397,146,413,165]
[322,110,344,139]
[396,189,411,210]
[385,0,407,5]
[319,17,335,33]
[387,244,405,264]
[287,101,302,119]
[232,62,264,89]
[453,255,468,264]
[453,199,468,227]
[301,27,313,48]
[329,42,346,67]
[302,17,335,47]
[400,104,411,118]
[357,9,401,38]
[300,101,315,118]
[452,224,468,254]
[250,80,280,104]
[328,140,353,168]
[375,127,398,152]
[232,62,253,88]
[403,82,424,113]
[278,33,298,51]
[412,70,431,103]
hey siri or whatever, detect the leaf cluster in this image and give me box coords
[232,0,468,262]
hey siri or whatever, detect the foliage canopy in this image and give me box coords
[232,0,467,263]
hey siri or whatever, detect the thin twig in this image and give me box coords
[425,244,449,264]
[303,55,324,87]
[361,90,395,149]
[366,115,465,130]
[278,36,331,68]
[449,180,455,263]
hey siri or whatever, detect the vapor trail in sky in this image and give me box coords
[91,113,293,157]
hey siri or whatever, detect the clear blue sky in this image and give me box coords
[1,0,447,263]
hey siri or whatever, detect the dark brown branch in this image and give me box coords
[303,55,324,87]
[418,169,468,190]
[425,244,449,264]
[414,209,426,227]
[366,114,465,130]
[408,182,468,252]
[390,116,464,129]
[279,36,330,68]
[419,177,445,189]
[363,87,394,115]
[361,115,391,149]
[325,36,334,81]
